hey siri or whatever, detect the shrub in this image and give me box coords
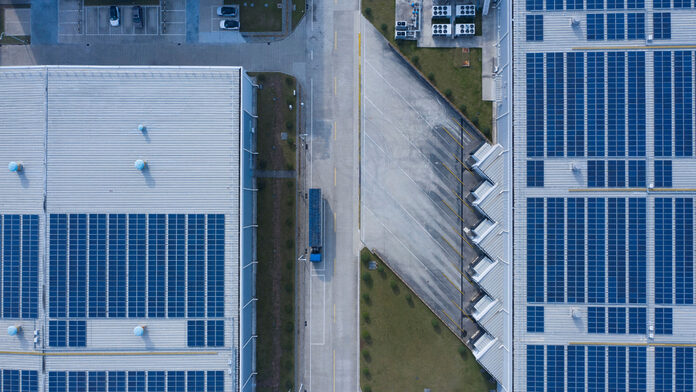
[362,349,371,362]
[285,76,294,86]
[427,73,436,83]
[360,250,372,265]
[362,272,373,288]
[361,293,371,305]
[458,344,468,358]
[411,55,420,67]
[362,367,371,379]
[445,88,453,99]
[362,311,371,323]
[380,23,388,32]
[364,387,372,392]
[364,7,372,18]
[390,279,399,293]
[361,330,372,345]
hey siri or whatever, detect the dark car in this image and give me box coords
[219,19,240,30]
[109,6,120,27]
[216,6,237,17]
[132,6,143,29]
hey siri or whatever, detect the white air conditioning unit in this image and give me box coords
[431,5,452,17]
[432,23,452,37]
[456,4,476,17]
[454,23,475,36]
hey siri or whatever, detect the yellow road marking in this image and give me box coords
[441,310,468,334]
[333,212,336,232]
[442,199,465,224]
[450,224,475,250]
[448,187,475,213]
[333,121,336,140]
[451,117,474,140]
[333,350,336,392]
[333,303,336,323]
[334,31,337,50]
[358,33,361,57]
[442,234,466,260]
[442,163,465,187]
[334,167,337,186]
[442,272,466,297]
[448,297,476,323]
[451,152,474,175]
[441,126,465,151]
[444,256,475,287]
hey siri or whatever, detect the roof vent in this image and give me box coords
[138,124,146,132]
[8,161,22,172]
[7,325,19,336]
[134,160,147,171]
[133,325,145,336]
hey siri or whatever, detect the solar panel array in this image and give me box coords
[47,371,224,392]
[0,215,40,319]
[0,370,39,392]
[47,214,225,348]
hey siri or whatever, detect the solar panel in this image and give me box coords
[68,320,86,347]
[567,52,585,156]
[567,0,584,9]
[626,0,644,7]
[148,214,166,317]
[654,160,672,187]
[527,345,544,392]
[587,14,605,40]
[128,214,146,317]
[628,198,647,303]
[628,161,646,187]
[628,346,647,392]
[188,320,205,347]
[527,53,544,157]
[608,160,626,187]
[207,372,224,392]
[207,320,224,347]
[608,346,627,391]
[68,372,86,392]
[627,13,645,39]
[655,347,673,391]
[608,53,626,155]
[546,0,563,9]
[527,161,544,187]
[207,214,225,318]
[21,215,39,318]
[527,0,543,11]
[607,14,625,39]
[527,198,545,302]
[3,215,21,318]
[588,53,605,156]
[127,372,145,392]
[49,320,67,347]
[587,161,606,187]
[655,198,673,304]
[676,347,694,391]
[608,198,626,303]
[108,214,127,317]
[654,52,672,156]
[167,214,186,317]
[608,307,626,333]
[588,198,606,303]
[188,214,206,318]
[674,0,691,6]
[655,307,673,334]
[3,370,20,392]
[526,306,544,332]
[107,372,125,392]
[88,214,107,317]
[567,346,585,391]
[627,52,646,155]
[587,0,605,9]
[546,198,565,302]
[68,214,87,318]
[674,51,693,156]
[167,372,185,392]
[49,372,67,392]
[675,198,694,305]
[588,346,606,390]
[88,372,106,392]
[21,371,38,392]
[653,0,671,8]
[608,0,625,7]
[547,346,564,392]
[147,372,165,392]
[588,307,606,333]
[546,53,564,156]
[628,307,647,333]
[567,198,585,303]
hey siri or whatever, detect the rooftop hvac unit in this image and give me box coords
[432,23,451,36]
[395,31,407,39]
[396,20,408,30]
[431,5,451,17]
[455,23,475,36]
[456,4,476,17]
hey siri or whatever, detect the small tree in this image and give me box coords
[380,23,388,32]
[362,272,373,287]
[364,7,373,18]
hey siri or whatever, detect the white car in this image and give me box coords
[109,6,120,27]
[220,19,240,30]
[216,6,237,17]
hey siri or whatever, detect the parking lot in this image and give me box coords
[199,0,243,43]
[3,7,31,36]
[58,0,186,43]
[360,23,485,337]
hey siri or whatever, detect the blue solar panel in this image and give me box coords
[107,372,125,392]
[608,0,624,7]
[20,371,38,392]
[547,346,564,392]
[607,14,625,39]
[527,53,544,157]
[655,198,673,304]
[628,307,646,333]
[627,13,645,39]
[655,307,673,334]
[567,198,585,303]
[587,161,606,187]
[547,53,564,156]
[608,198,626,303]
[655,347,673,391]
[675,51,693,157]
[147,372,164,392]
[567,0,584,9]
[567,346,585,392]
[21,215,39,318]
[3,215,20,318]
[50,214,67,318]
[653,0,671,7]
[68,372,86,392]
[49,372,66,392]
[628,198,647,304]
[526,16,544,42]
[567,52,585,156]
[627,52,646,156]
[208,214,225,318]
[108,214,127,317]
[676,347,693,392]
[68,214,87,318]
[608,53,625,155]
[168,214,186,317]
[654,51,672,156]
[88,372,106,392]
[148,214,166,317]
[527,0,543,10]
[608,346,627,391]
[588,306,606,333]
[587,14,605,40]
[588,346,606,391]
[207,320,224,347]
[3,370,19,392]
[188,214,206,318]
[628,161,646,187]
[188,320,205,347]
[128,214,146,317]
[588,198,606,303]
[49,319,67,347]
[588,0,605,8]
[88,214,107,317]
[654,160,672,187]
[527,161,544,187]
[628,346,647,392]
[187,372,205,392]
[608,307,626,333]
[127,372,145,392]
[627,0,644,6]
[167,372,185,392]
[547,198,564,302]
[0,216,2,315]
[674,0,691,5]
[675,198,694,305]
[207,372,224,392]
[527,306,544,332]
[527,198,544,303]
[527,345,544,392]
[588,53,605,156]
[67,320,85,347]
[608,160,626,187]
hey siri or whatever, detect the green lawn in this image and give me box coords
[0,4,31,45]
[362,0,492,139]
[291,0,306,29]
[252,73,298,391]
[224,0,283,32]
[359,248,496,392]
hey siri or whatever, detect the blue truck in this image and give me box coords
[308,188,324,262]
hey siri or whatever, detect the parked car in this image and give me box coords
[216,6,237,17]
[219,19,240,30]
[109,6,120,27]
[132,6,143,29]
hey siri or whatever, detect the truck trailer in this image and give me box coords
[308,188,324,262]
